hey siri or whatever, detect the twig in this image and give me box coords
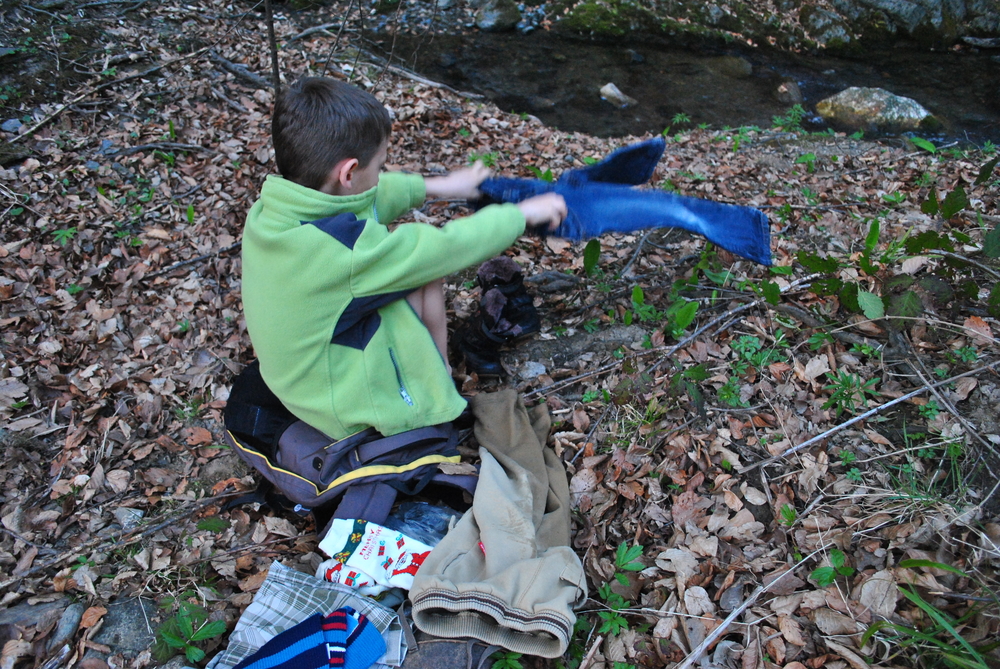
[526,274,822,399]
[572,404,614,464]
[264,0,281,94]
[10,46,211,144]
[287,22,344,44]
[143,241,242,280]
[104,142,218,157]
[208,49,272,89]
[618,230,652,278]
[770,302,875,348]
[740,358,1000,473]
[0,493,240,592]
[674,544,830,669]
[578,634,604,669]
[926,249,1000,282]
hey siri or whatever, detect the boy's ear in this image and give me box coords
[322,157,359,194]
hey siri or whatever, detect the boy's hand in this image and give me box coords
[424,161,492,200]
[518,193,567,232]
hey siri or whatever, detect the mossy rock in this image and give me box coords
[0,141,30,167]
[555,0,659,37]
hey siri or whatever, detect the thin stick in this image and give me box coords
[143,242,242,280]
[264,0,281,94]
[740,359,1000,473]
[618,230,653,278]
[578,634,604,669]
[0,493,240,592]
[926,249,1000,282]
[105,142,218,157]
[10,47,211,144]
[674,544,829,669]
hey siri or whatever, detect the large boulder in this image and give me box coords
[548,0,1000,51]
[816,86,939,132]
[474,0,522,32]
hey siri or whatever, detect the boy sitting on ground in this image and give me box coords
[241,76,566,440]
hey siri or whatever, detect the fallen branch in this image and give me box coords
[618,229,653,278]
[740,358,1000,473]
[104,142,218,157]
[11,46,211,144]
[143,241,242,280]
[0,492,240,592]
[926,249,1000,282]
[526,273,822,399]
[674,543,830,669]
[209,49,272,89]
[288,22,344,44]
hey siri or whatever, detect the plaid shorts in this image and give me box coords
[207,561,408,669]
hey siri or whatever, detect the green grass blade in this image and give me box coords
[899,587,987,667]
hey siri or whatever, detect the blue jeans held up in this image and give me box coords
[478,137,772,266]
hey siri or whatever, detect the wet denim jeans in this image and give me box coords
[478,137,772,266]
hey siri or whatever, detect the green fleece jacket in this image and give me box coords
[241,172,525,440]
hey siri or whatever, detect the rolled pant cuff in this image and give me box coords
[411,589,572,658]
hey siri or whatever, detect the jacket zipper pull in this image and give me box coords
[388,348,415,406]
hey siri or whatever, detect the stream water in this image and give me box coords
[372,32,1000,144]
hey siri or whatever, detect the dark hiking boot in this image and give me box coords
[477,258,540,338]
[457,320,505,377]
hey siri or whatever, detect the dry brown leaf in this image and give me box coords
[80,606,107,629]
[778,615,806,646]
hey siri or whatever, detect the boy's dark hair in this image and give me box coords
[272,77,392,191]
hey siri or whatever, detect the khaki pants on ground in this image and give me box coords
[410,389,587,658]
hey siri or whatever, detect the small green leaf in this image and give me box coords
[810,566,837,587]
[984,224,1000,259]
[196,517,229,533]
[887,290,922,328]
[159,630,187,649]
[760,280,780,305]
[631,285,644,306]
[768,265,793,275]
[682,363,709,382]
[186,204,195,223]
[829,549,846,569]
[583,239,601,275]
[910,137,937,153]
[988,283,1000,319]
[669,300,698,331]
[857,290,885,319]
[941,186,969,219]
[190,619,227,641]
[864,219,880,253]
[797,251,839,274]
[185,646,206,663]
[975,156,999,186]
[921,188,939,215]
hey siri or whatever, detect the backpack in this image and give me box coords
[222,361,477,527]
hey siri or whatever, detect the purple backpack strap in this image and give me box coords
[333,482,398,525]
[352,424,455,463]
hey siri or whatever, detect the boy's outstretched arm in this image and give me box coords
[517,193,567,232]
[424,161,492,201]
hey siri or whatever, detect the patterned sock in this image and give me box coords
[232,613,329,669]
[322,607,386,669]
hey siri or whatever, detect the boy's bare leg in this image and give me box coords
[407,280,452,376]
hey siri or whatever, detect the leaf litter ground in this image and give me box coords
[1,0,1000,667]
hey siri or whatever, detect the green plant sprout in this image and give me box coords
[823,370,878,415]
[795,152,816,173]
[810,548,854,587]
[52,227,78,246]
[492,651,524,669]
[779,504,797,526]
[772,104,806,132]
[152,601,226,663]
